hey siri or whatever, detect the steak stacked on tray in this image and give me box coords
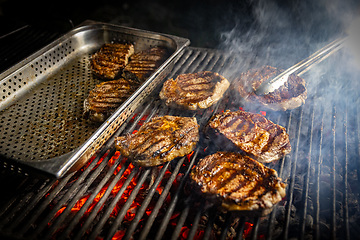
[84,43,169,123]
[90,43,135,80]
[123,46,170,82]
[83,78,140,122]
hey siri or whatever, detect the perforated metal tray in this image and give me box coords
[0,20,190,178]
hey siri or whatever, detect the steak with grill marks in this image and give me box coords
[90,43,134,80]
[190,151,286,216]
[83,78,140,122]
[207,110,291,163]
[122,46,169,83]
[159,71,230,110]
[233,65,307,111]
[115,115,199,167]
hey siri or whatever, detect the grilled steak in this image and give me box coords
[159,71,230,110]
[233,65,307,111]
[90,43,134,80]
[115,115,199,167]
[207,110,291,163]
[190,151,286,215]
[122,46,169,82]
[83,78,139,122]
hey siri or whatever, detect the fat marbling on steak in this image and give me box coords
[83,78,140,123]
[90,43,134,80]
[159,71,230,110]
[190,151,286,215]
[233,65,307,111]
[115,115,199,167]
[207,110,291,163]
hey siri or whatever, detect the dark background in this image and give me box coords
[0,0,358,72]
[0,0,255,48]
[1,0,358,47]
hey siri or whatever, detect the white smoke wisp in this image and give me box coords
[219,0,360,70]
[218,0,360,100]
[346,17,360,70]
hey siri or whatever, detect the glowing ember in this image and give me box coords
[50,148,185,239]
[111,230,126,240]
[243,222,254,239]
[180,226,204,240]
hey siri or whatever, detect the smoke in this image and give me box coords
[218,0,360,100]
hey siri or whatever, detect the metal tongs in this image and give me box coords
[255,35,349,95]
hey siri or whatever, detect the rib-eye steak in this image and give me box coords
[233,65,307,111]
[190,151,286,216]
[122,46,169,82]
[83,78,139,122]
[115,115,199,167]
[159,71,230,110]
[90,43,134,80]
[207,110,291,163]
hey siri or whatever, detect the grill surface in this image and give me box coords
[0,46,359,240]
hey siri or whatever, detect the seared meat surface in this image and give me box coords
[122,46,169,82]
[233,65,307,111]
[159,71,230,110]
[83,78,139,122]
[190,151,286,215]
[115,115,199,167]
[207,110,291,163]
[90,43,134,80]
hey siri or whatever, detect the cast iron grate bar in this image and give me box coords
[105,167,150,239]
[282,106,303,239]
[123,161,172,240]
[29,150,106,239]
[343,100,350,240]
[331,105,337,240]
[56,149,123,240]
[314,105,325,240]
[299,104,315,240]
[186,198,206,240]
[71,157,130,240]
[137,155,190,240]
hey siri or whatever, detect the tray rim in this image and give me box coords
[0,20,190,178]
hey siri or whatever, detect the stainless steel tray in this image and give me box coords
[0,20,190,178]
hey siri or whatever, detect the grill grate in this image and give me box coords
[0,46,360,240]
